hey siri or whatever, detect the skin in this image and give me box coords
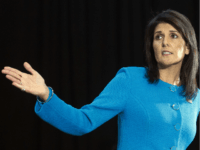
[153,23,190,86]
[1,62,49,101]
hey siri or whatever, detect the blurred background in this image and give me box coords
[0,0,199,150]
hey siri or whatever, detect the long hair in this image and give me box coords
[143,9,199,102]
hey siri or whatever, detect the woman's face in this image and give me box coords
[152,23,190,68]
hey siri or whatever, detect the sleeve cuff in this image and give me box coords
[37,87,53,104]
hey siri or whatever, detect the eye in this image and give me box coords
[155,35,162,40]
[171,34,178,39]
[154,34,178,40]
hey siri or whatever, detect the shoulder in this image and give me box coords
[116,66,147,78]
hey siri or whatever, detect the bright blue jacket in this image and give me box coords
[35,66,200,150]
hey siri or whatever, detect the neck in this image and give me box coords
[158,64,182,86]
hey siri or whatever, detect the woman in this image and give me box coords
[2,9,200,150]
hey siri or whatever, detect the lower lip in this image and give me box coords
[162,54,172,56]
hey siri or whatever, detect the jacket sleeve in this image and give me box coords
[34,67,130,136]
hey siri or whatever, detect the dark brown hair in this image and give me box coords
[143,9,199,102]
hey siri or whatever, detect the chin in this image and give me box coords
[157,62,174,69]
[158,60,183,69]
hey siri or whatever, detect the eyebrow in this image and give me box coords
[154,30,178,34]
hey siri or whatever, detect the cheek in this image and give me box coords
[177,48,184,58]
[176,43,185,59]
[153,41,160,53]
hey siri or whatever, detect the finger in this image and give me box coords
[12,82,29,93]
[3,67,24,77]
[2,69,22,80]
[23,62,36,75]
[6,75,21,84]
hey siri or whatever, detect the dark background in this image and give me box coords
[0,0,199,150]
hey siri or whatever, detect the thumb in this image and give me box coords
[24,62,35,75]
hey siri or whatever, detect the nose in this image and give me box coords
[162,37,169,47]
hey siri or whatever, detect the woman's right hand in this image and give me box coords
[1,62,49,101]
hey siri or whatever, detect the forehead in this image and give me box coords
[154,23,177,33]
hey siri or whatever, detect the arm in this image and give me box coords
[1,63,129,136]
[35,67,130,136]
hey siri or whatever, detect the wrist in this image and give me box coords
[38,86,49,102]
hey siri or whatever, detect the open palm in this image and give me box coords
[2,62,48,97]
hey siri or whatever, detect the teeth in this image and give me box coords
[163,52,172,54]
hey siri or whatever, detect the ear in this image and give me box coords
[185,43,190,55]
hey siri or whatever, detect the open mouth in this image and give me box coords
[162,52,172,56]
[162,53,172,56]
